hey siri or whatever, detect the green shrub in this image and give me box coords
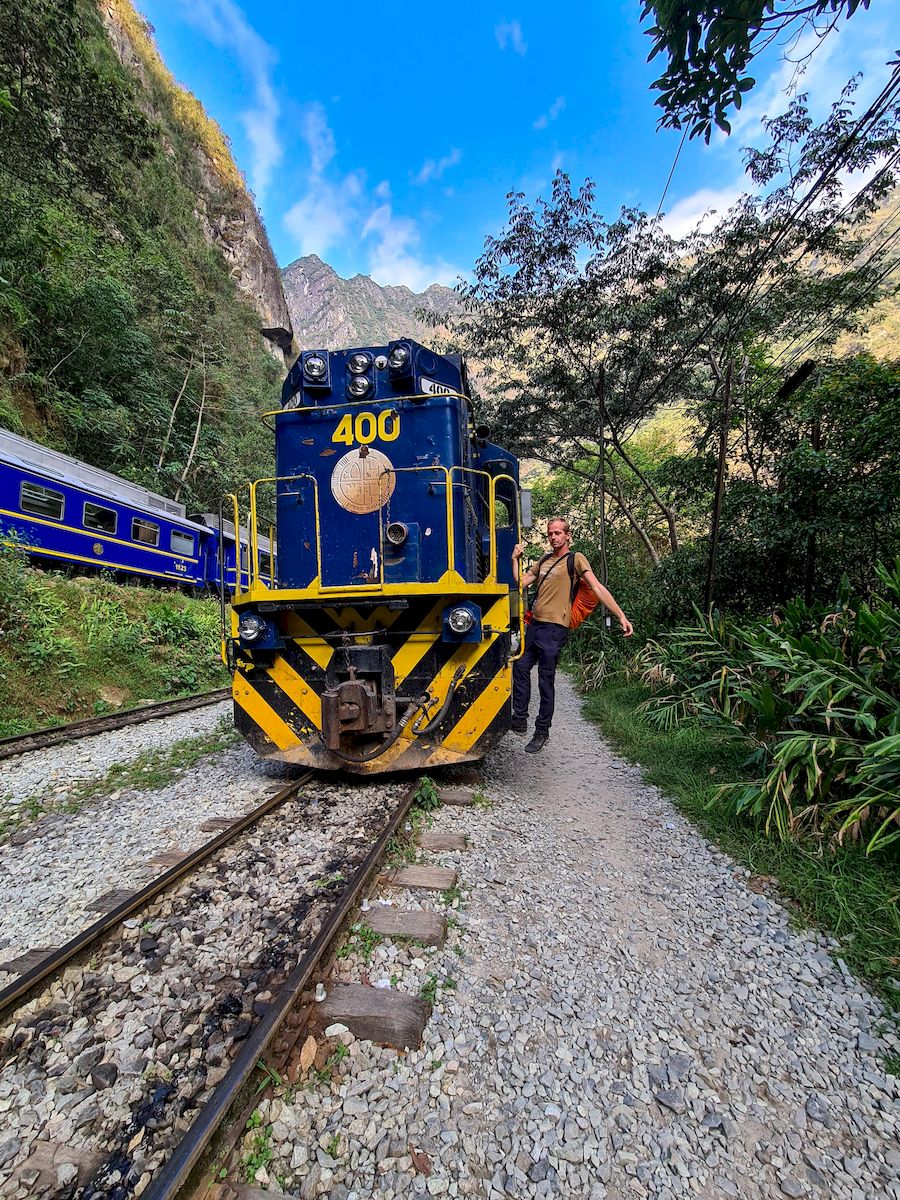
[636,562,900,854]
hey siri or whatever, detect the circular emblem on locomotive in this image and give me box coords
[93,542,104,555]
[330,448,396,514]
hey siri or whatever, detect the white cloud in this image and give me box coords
[550,152,566,174]
[282,105,459,288]
[534,96,565,130]
[302,103,336,177]
[414,148,462,185]
[283,174,364,257]
[660,185,744,238]
[362,205,459,291]
[495,20,527,55]
[183,0,282,199]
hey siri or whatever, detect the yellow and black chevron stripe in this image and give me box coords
[232,594,512,774]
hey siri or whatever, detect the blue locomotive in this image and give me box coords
[0,429,273,590]
[226,338,529,773]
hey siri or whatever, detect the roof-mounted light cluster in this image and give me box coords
[347,351,373,398]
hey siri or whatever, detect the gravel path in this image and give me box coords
[258,676,899,1200]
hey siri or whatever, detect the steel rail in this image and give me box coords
[0,770,313,1021]
[0,687,233,762]
[142,776,420,1200]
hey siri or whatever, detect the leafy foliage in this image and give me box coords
[0,545,227,733]
[0,0,279,510]
[637,563,900,854]
[641,1,873,141]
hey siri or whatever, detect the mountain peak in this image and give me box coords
[281,256,459,350]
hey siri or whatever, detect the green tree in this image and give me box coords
[641,0,874,140]
[450,82,898,581]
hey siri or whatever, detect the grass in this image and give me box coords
[337,923,383,963]
[0,558,229,736]
[241,1109,274,1183]
[581,678,900,1030]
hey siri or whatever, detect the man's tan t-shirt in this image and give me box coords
[532,552,591,628]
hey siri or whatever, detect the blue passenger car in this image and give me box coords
[0,430,211,587]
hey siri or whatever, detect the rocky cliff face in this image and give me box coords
[282,255,458,350]
[99,0,293,366]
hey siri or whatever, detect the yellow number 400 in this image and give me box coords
[332,411,400,445]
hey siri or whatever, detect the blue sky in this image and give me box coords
[138,0,900,290]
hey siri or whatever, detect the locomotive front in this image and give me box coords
[226,338,527,773]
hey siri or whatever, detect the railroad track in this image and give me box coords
[0,687,232,762]
[0,771,424,1200]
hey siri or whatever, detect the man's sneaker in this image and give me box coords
[524,730,549,754]
[510,715,528,734]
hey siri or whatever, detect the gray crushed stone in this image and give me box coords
[0,706,289,967]
[254,676,899,1200]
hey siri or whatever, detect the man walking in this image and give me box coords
[511,517,633,753]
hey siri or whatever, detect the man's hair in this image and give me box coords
[546,517,571,534]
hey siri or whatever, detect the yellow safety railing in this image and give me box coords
[248,474,320,590]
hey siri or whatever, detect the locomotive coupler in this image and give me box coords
[321,644,397,750]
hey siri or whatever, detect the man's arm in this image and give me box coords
[581,569,634,637]
[512,543,538,588]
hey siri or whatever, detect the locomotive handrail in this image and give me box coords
[378,464,454,579]
[490,473,527,662]
[261,390,475,420]
[449,465,497,581]
[248,474,321,591]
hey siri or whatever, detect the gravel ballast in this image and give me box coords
[0,777,408,1198]
[255,677,899,1200]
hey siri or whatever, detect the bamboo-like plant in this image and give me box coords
[638,561,900,854]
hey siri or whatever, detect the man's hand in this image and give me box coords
[512,543,524,561]
[620,615,634,637]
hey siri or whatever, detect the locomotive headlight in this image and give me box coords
[348,375,372,398]
[448,606,476,634]
[238,613,266,642]
[303,354,327,381]
[388,345,410,370]
[348,352,371,374]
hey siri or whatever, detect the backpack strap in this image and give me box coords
[530,553,562,605]
[566,552,586,602]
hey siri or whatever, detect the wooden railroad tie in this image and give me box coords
[382,864,457,891]
[365,907,447,947]
[148,848,191,869]
[313,982,430,1049]
[417,831,468,852]
[199,816,239,832]
[12,1142,102,1194]
[437,786,476,806]
[0,947,58,976]
[85,887,137,913]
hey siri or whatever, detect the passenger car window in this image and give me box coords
[132,517,160,547]
[84,502,116,534]
[171,530,194,555]
[20,482,64,520]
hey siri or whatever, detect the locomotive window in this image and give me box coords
[132,517,159,547]
[83,502,116,534]
[20,482,64,521]
[240,544,250,570]
[170,530,195,556]
[493,496,514,529]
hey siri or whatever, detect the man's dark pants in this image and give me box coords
[512,620,569,732]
